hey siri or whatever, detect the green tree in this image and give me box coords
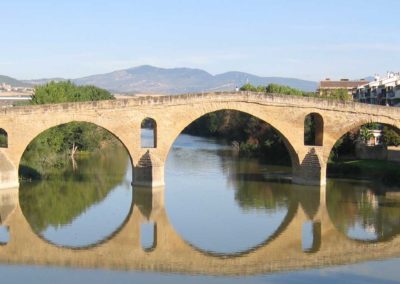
[31,81,114,104]
[383,126,400,146]
[266,83,313,97]
[359,126,374,144]
[319,88,352,101]
[239,83,265,92]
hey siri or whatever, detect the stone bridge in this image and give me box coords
[0,186,399,275]
[1,91,399,188]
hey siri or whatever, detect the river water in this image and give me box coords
[2,131,400,283]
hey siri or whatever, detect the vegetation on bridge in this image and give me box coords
[240,83,313,97]
[31,81,114,104]
[240,83,352,101]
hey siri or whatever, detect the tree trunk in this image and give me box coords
[70,142,78,171]
[70,142,78,158]
[71,155,78,171]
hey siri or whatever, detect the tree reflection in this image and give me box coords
[327,179,400,241]
[218,153,293,212]
[20,145,129,232]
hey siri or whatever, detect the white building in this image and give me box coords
[354,72,400,106]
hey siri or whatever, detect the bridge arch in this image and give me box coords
[325,118,400,243]
[323,117,399,182]
[17,120,134,172]
[326,117,399,158]
[163,107,301,173]
[17,120,136,249]
[0,128,8,148]
[141,117,157,148]
[162,107,303,258]
[304,112,323,146]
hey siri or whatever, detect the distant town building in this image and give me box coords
[0,82,33,107]
[317,78,368,97]
[0,83,33,93]
[353,72,400,106]
[0,83,12,92]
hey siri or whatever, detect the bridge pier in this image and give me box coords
[0,187,18,225]
[0,170,19,190]
[134,186,164,220]
[292,147,326,186]
[132,151,165,187]
[0,152,19,190]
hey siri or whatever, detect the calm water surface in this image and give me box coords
[2,131,400,283]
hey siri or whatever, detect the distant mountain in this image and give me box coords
[213,71,318,92]
[11,65,318,94]
[73,65,217,94]
[23,78,66,85]
[73,65,318,94]
[0,75,32,87]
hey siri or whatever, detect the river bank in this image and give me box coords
[328,159,400,185]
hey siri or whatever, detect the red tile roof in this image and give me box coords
[319,80,368,89]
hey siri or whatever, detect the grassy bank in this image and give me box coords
[328,159,400,184]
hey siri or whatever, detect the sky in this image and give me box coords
[1,0,399,81]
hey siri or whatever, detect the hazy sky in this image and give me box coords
[1,0,399,80]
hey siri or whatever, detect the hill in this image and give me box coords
[73,65,318,94]
[0,75,32,87]
[15,65,319,94]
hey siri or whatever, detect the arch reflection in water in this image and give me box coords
[19,145,133,248]
[327,179,400,242]
[2,184,400,276]
[3,123,400,277]
[165,132,298,255]
[302,221,321,253]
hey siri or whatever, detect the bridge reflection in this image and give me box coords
[0,186,400,276]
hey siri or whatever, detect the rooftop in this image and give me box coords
[319,79,368,89]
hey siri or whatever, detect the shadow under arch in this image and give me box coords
[18,120,135,249]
